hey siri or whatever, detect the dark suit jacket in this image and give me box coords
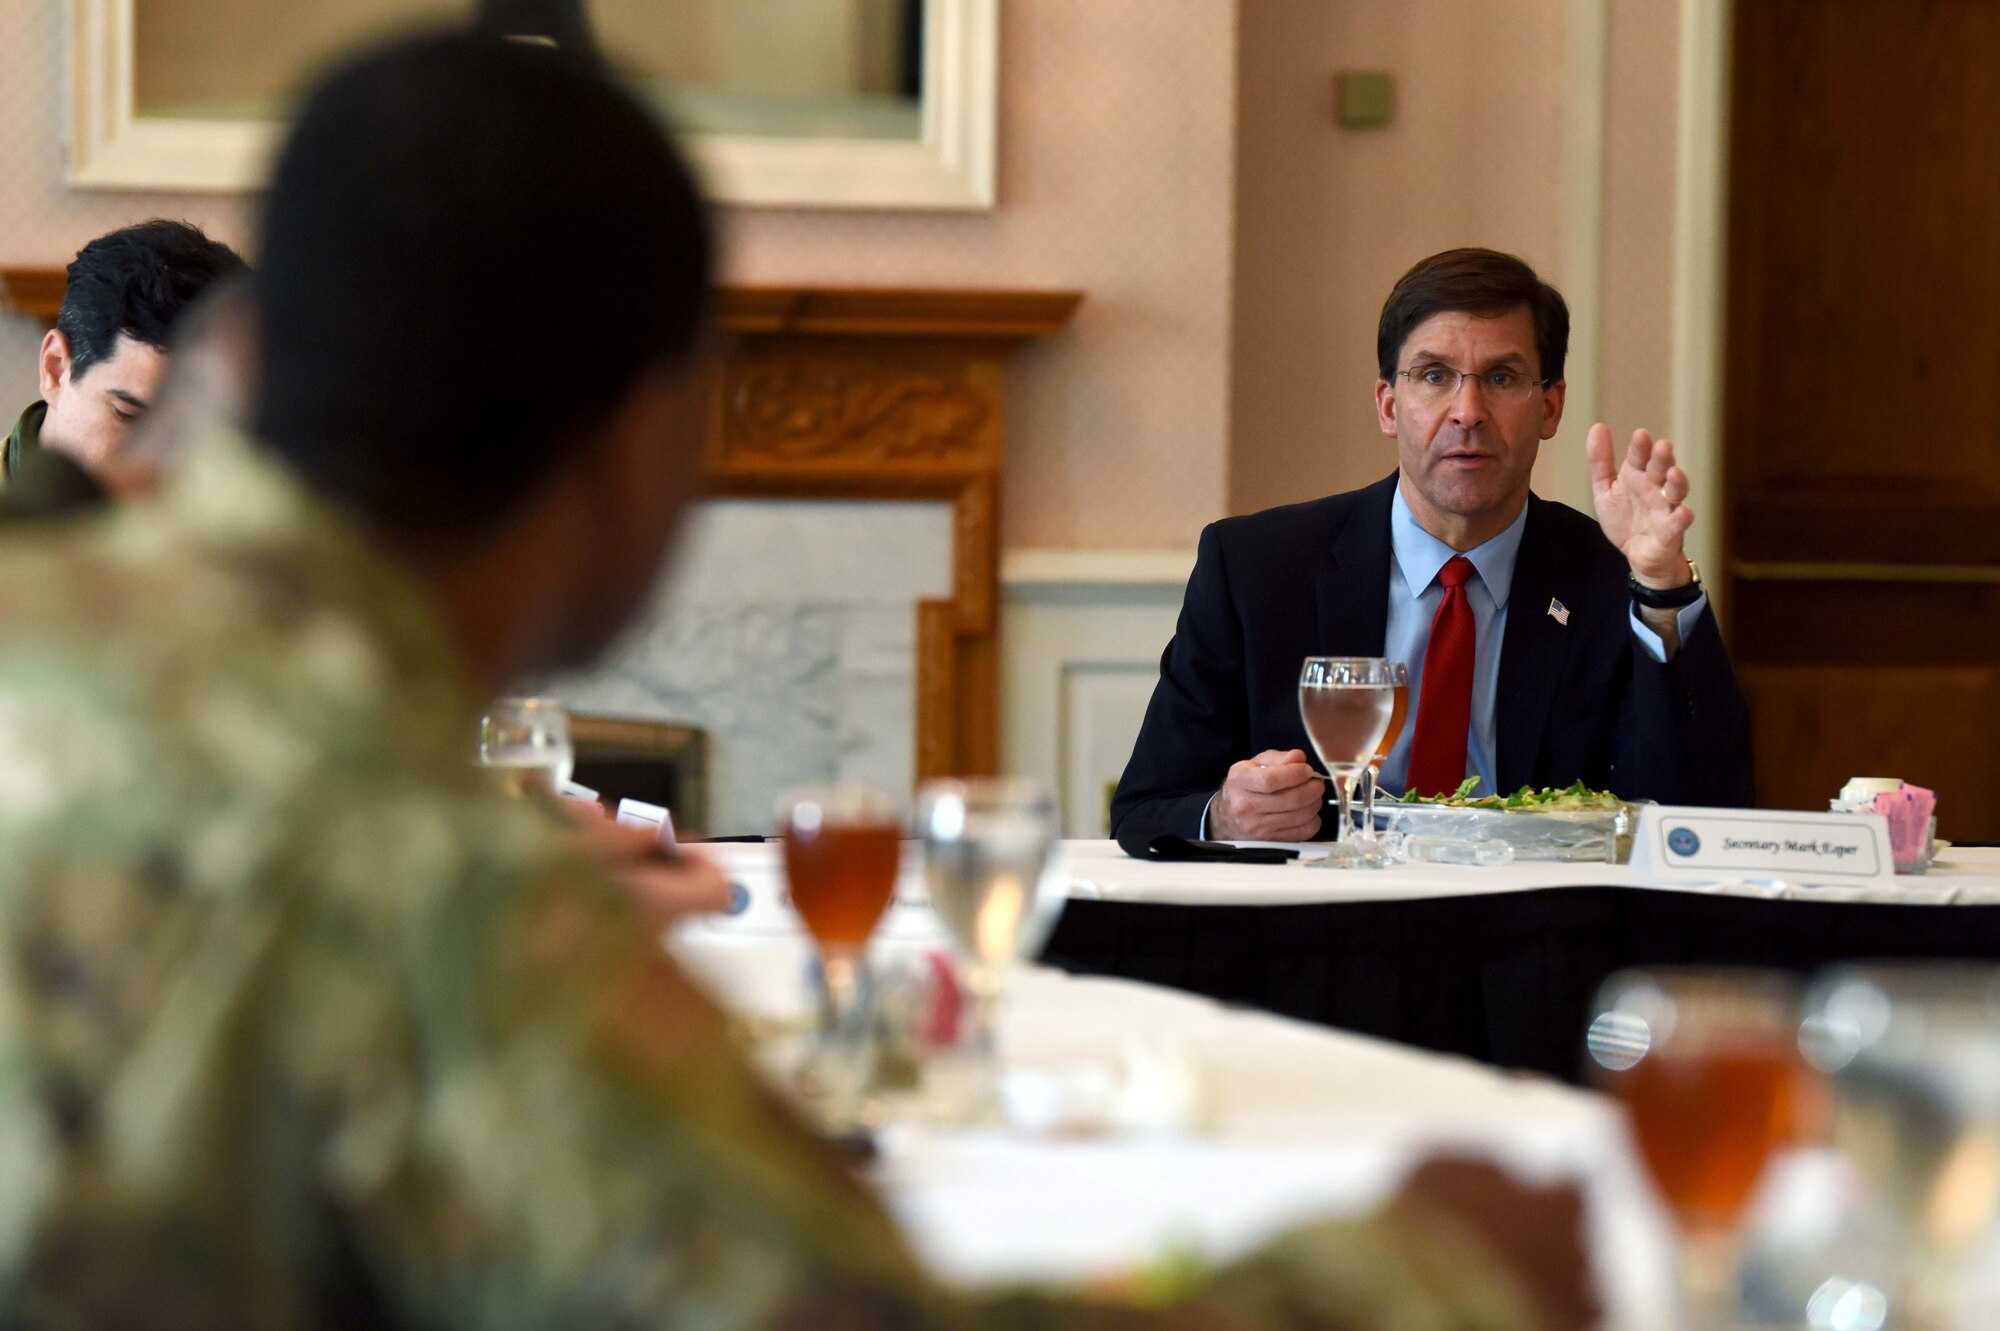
[1111,473,1757,838]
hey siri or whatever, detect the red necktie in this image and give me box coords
[1406,555,1476,799]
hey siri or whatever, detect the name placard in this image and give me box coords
[1628,806,1896,886]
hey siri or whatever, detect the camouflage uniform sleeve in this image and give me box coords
[979,1201,1548,1331]
[294,794,960,1330]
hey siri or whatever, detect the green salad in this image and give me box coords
[1397,777,1623,811]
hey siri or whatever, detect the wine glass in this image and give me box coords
[1799,965,2000,1331]
[478,697,574,800]
[778,785,903,1132]
[1357,660,1410,862]
[1587,968,1808,1329]
[1298,657,1398,868]
[915,778,1063,1123]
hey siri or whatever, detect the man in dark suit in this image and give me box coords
[1113,248,1755,841]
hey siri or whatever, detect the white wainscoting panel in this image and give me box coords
[1001,550,1194,838]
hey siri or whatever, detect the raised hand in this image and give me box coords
[1585,423,1695,586]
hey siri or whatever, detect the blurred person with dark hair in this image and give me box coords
[5,220,246,500]
[1115,248,1754,841]
[102,272,259,497]
[0,274,258,525]
[0,37,1589,1331]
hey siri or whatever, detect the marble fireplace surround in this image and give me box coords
[698,286,1081,790]
[2,274,1081,828]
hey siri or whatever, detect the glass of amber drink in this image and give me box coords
[1588,968,1808,1329]
[778,785,903,1131]
[1356,660,1409,862]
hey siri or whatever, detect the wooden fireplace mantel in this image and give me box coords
[707,285,1081,780]
[0,269,64,324]
[2,271,1081,782]
[718,286,1082,339]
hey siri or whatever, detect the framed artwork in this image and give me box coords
[68,0,996,208]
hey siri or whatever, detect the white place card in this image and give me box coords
[1628,806,1897,886]
[615,797,678,851]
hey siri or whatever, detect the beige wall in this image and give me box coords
[1230,0,1568,519]
[723,0,1238,549]
[0,0,1236,552]
[1599,0,1682,454]
[1229,0,1690,531]
[0,0,1687,550]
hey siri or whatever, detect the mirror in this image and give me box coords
[76,0,995,207]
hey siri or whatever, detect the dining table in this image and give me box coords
[671,840,1685,1328]
[1036,841,2000,1083]
[672,838,1965,1328]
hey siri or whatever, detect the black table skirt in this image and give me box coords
[1038,885,2000,1085]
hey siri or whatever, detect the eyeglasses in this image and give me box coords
[1396,362,1550,404]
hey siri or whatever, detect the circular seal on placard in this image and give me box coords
[1667,827,1701,858]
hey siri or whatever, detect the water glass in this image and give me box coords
[915,777,1063,1123]
[1800,965,2000,1330]
[1298,657,1398,868]
[478,697,574,800]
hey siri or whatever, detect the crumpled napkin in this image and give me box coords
[1116,820,1299,865]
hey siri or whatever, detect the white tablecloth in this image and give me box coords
[1059,839,2000,907]
[692,838,2000,920]
[673,844,1682,1327]
[865,970,1672,1306]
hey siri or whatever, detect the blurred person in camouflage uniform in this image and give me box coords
[0,32,1592,1331]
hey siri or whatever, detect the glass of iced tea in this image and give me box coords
[778,785,903,1130]
[1298,657,1398,867]
[1588,968,1808,1329]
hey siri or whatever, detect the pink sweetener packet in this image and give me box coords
[1874,784,1937,872]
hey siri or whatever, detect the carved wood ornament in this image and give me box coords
[3,272,1081,782]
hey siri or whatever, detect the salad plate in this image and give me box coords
[1374,780,1638,863]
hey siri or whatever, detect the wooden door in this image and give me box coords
[1725,0,2000,840]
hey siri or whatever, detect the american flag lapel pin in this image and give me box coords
[1547,597,1571,626]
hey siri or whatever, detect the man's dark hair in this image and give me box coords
[253,32,713,544]
[56,220,246,379]
[1375,248,1570,384]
